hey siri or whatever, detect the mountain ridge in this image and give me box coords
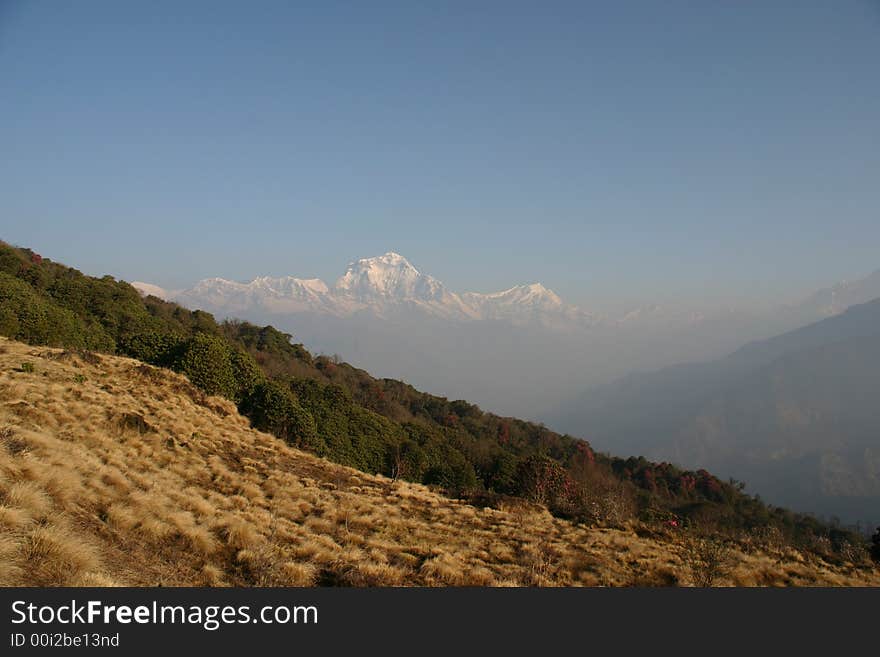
[135,252,605,328]
[135,253,880,335]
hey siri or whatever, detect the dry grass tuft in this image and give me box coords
[20,522,102,586]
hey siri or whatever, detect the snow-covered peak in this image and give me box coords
[137,251,600,326]
[375,251,414,268]
[459,282,600,330]
[480,283,563,307]
[340,251,419,276]
[251,276,330,296]
[334,252,446,301]
[190,277,245,291]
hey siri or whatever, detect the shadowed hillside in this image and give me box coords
[550,299,880,525]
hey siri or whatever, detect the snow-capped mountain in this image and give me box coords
[133,252,596,327]
[462,283,603,328]
[175,276,337,315]
[332,253,479,320]
[463,283,563,313]
[335,252,437,300]
[133,253,880,336]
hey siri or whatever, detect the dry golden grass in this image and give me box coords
[0,336,877,587]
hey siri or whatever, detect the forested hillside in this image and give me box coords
[0,240,869,558]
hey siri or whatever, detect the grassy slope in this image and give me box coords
[1,337,876,587]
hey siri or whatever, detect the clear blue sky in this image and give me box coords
[2,1,879,310]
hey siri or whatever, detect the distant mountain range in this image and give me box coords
[136,253,880,332]
[548,298,880,526]
[130,253,756,416]
[134,252,589,327]
[132,252,713,331]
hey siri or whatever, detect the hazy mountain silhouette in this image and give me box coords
[549,298,880,525]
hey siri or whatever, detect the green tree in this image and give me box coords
[174,333,236,397]
[229,348,265,403]
[0,273,86,347]
[118,329,183,366]
[242,380,322,453]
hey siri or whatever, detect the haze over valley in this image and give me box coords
[135,254,880,421]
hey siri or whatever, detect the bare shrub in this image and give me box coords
[808,534,833,558]
[748,525,784,552]
[682,535,736,587]
[838,540,868,565]
[574,467,636,526]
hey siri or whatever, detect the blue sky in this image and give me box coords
[1,1,879,310]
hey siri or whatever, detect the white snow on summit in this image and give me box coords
[138,253,600,327]
[336,253,439,299]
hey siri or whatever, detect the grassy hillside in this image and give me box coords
[1,337,877,586]
[0,240,871,559]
